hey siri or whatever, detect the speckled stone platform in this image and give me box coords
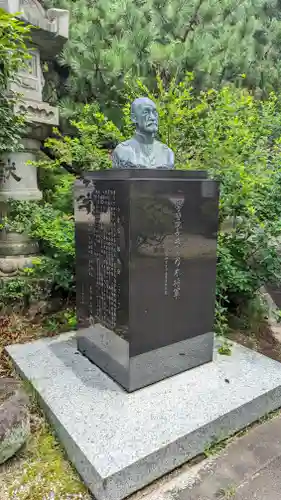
[6,333,281,500]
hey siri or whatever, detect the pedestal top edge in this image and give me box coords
[74,169,211,184]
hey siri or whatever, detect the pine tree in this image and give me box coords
[45,0,281,118]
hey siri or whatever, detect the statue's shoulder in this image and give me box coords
[114,138,135,151]
[113,140,135,160]
[154,139,173,152]
[112,139,136,168]
[154,139,174,168]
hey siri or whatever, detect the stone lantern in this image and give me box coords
[0,0,69,277]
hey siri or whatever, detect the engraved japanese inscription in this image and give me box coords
[163,194,185,300]
[87,205,95,325]
[0,159,21,184]
[77,181,122,331]
[92,188,121,330]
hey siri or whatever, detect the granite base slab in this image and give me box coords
[6,333,281,500]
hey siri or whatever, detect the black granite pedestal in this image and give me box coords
[74,169,219,391]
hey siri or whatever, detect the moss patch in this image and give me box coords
[0,419,91,500]
[0,313,90,499]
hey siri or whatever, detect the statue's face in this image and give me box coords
[134,101,158,134]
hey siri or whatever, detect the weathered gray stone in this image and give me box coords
[0,0,69,57]
[0,147,43,203]
[6,333,281,500]
[0,0,69,277]
[0,378,30,465]
[0,140,42,275]
[14,102,59,131]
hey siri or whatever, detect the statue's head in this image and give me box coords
[131,97,158,135]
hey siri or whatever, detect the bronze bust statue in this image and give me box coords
[112,97,174,169]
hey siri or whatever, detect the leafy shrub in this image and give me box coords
[9,75,281,333]
[0,200,75,307]
[0,9,30,152]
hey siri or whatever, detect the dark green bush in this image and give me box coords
[5,75,281,333]
[0,9,30,152]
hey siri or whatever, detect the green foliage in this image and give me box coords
[4,200,74,257]
[0,274,52,310]
[0,11,34,309]
[0,277,33,306]
[1,200,75,303]
[0,9,30,81]
[218,342,232,356]
[46,0,281,119]
[204,434,228,457]
[42,308,77,333]
[38,104,124,172]
[0,89,26,153]
[37,75,281,333]
[0,9,30,152]
[228,295,268,333]
[41,172,74,213]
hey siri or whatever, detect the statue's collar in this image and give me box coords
[134,132,154,145]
